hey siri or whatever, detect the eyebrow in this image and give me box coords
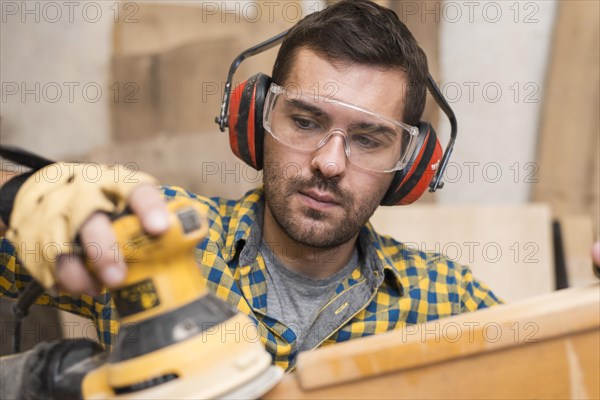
[348,122,398,138]
[285,98,328,118]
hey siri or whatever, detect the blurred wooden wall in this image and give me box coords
[532,1,600,234]
[89,2,301,198]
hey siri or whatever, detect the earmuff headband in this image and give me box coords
[426,75,457,192]
[215,30,289,132]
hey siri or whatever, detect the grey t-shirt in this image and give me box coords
[260,239,358,350]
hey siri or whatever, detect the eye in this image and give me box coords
[292,116,320,131]
[352,134,382,150]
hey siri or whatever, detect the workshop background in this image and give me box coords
[1,1,598,352]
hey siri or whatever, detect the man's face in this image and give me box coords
[263,48,408,249]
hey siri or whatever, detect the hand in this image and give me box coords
[56,184,170,295]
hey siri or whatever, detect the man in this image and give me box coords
[0,0,500,371]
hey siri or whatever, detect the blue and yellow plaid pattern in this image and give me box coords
[0,187,501,371]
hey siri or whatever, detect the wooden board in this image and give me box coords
[532,1,600,232]
[264,284,600,399]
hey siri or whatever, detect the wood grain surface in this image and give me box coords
[264,284,600,399]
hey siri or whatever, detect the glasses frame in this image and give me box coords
[263,83,420,173]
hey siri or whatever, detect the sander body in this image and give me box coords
[80,198,282,399]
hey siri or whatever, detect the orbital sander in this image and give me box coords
[0,143,282,399]
[80,197,283,399]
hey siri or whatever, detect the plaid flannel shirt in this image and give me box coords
[0,186,501,371]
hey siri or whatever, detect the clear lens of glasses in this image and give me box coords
[263,84,419,173]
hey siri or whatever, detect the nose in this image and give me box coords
[310,131,349,178]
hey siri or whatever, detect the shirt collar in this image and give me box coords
[225,187,404,295]
[359,222,405,296]
[221,188,264,263]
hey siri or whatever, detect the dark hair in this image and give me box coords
[272,0,428,125]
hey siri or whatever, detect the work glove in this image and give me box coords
[5,162,157,288]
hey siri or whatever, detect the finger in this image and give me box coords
[56,254,99,296]
[128,184,170,235]
[79,212,126,288]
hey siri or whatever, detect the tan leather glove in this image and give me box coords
[6,162,157,288]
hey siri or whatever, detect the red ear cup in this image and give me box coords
[380,122,443,206]
[228,73,272,170]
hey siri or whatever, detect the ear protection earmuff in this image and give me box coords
[216,30,457,206]
[227,73,272,170]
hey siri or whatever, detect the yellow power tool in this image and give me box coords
[81,197,283,399]
[0,146,282,399]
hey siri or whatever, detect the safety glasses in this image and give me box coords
[263,83,419,173]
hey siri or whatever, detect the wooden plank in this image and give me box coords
[295,284,598,390]
[263,284,600,399]
[533,1,600,233]
[370,204,554,302]
[111,2,297,143]
[560,215,596,287]
[265,329,599,399]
